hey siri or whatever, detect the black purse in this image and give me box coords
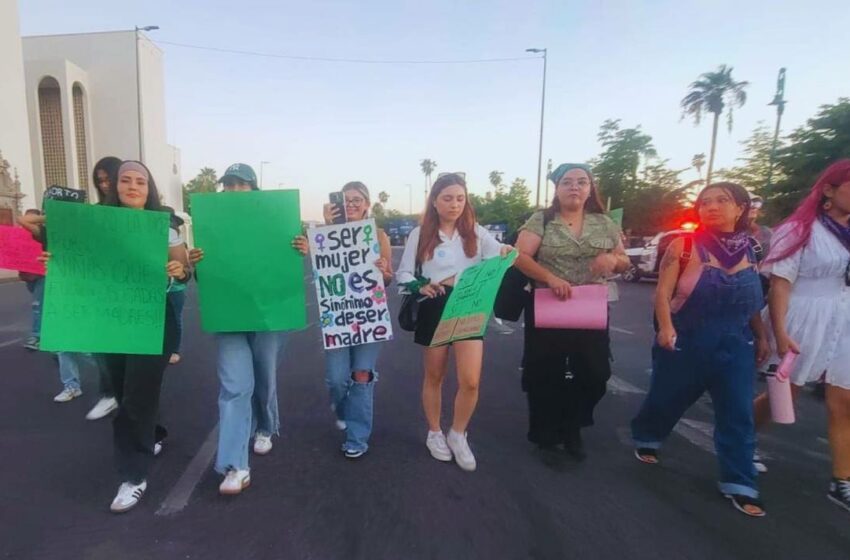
[398,242,423,332]
[493,214,552,322]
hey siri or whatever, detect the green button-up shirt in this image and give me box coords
[520,210,622,286]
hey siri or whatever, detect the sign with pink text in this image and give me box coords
[308,219,393,349]
[0,225,45,275]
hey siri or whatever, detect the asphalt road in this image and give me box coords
[0,252,847,559]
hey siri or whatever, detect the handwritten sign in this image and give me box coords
[191,190,307,332]
[430,250,517,346]
[0,225,45,275]
[308,219,393,349]
[39,200,169,354]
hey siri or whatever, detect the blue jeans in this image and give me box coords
[325,342,381,453]
[25,277,44,337]
[58,352,84,391]
[215,331,288,473]
[167,290,186,354]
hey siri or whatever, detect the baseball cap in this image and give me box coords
[220,163,258,190]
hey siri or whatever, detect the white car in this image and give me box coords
[623,229,694,282]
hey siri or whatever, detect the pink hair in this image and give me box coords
[765,159,850,264]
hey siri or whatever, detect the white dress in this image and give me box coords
[761,220,850,389]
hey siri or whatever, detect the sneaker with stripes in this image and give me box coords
[828,478,850,513]
[110,481,147,513]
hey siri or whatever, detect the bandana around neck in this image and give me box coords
[818,213,850,253]
[696,229,750,269]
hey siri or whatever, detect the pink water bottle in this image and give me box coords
[767,352,797,424]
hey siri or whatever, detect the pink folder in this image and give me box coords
[534,285,608,330]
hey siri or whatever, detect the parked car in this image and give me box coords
[624,229,694,282]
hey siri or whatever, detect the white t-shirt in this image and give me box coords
[396,224,504,286]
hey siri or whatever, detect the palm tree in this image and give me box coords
[488,170,504,190]
[378,191,389,205]
[681,65,749,185]
[691,153,706,178]
[420,159,437,200]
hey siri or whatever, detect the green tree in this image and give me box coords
[181,167,218,214]
[715,122,784,195]
[472,176,532,234]
[592,119,657,209]
[681,65,749,185]
[769,98,850,221]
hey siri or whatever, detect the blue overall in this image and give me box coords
[631,243,763,498]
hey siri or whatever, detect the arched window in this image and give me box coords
[72,83,89,189]
[37,76,67,186]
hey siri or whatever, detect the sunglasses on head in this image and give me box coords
[437,171,466,181]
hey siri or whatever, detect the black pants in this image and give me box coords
[105,302,177,484]
[523,300,611,446]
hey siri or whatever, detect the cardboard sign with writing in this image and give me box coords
[191,190,307,333]
[430,249,517,346]
[0,225,45,275]
[40,200,170,354]
[308,219,393,349]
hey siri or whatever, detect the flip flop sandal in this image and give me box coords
[724,493,766,518]
[634,448,660,465]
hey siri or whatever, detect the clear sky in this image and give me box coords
[18,0,850,220]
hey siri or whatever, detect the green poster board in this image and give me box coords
[609,208,623,227]
[191,190,306,332]
[430,250,518,346]
[40,201,170,354]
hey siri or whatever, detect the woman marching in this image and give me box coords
[752,160,850,512]
[514,163,629,462]
[92,161,190,512]
[631,182,769,517]
[396,173,511,472]
[317,182,393,458]
[189,163,304,495]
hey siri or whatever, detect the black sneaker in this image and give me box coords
[828,478,850,513]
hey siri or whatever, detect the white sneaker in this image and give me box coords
[447,430,477,472]
[53,387,82,403]
[110,481,147,513]
[154,441,163,456]
[219,469,251,495]
[86,397,118,420]
[753,450,768,474]
[335,419,347,431]
[253,434,272,455]
[426,431,453,462]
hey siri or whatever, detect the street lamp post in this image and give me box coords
[766,68,787,190]
[259,161,270,188]
[134,25,159,161]
[526,47,547,208]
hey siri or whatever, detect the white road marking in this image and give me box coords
[0,337,24,349]
[608,375,645,395]
[156,424,220,516]
[610,326,635,335]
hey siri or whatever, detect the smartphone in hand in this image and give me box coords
[329,192,346,225]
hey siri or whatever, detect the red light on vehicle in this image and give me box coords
[680,222,697,231]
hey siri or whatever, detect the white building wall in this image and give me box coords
[0,0,36,211]
[22,30,181,211]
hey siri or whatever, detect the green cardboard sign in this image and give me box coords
[430,249,518,346]
[609,208,623,227]
[40,201,170,354]
[191,190,307,332]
